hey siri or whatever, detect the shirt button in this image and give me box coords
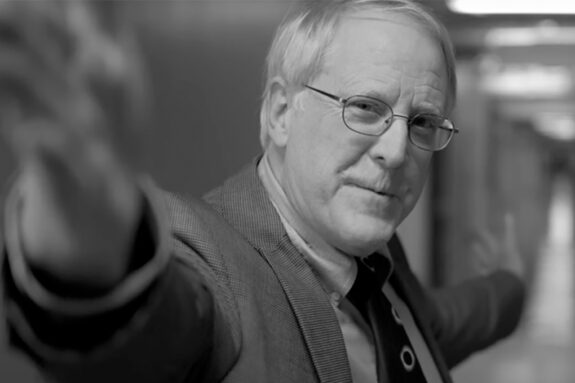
[400,345,416,371]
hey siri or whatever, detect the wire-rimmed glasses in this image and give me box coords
[304,85,458,152]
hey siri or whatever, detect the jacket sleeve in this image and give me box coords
[428,270,525,368]
[1,183,238,383]
[389,234,525,369]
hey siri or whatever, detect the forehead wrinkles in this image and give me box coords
[318,14,448,107]
[327,55,447,108]
[369,40,448,110]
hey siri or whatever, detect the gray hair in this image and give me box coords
[259,0,457,148]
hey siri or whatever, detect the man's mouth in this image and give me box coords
[348,181,397,199]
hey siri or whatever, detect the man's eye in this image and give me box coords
[349,101,380,113]
[411,115,441,129]
[346,98,387,122]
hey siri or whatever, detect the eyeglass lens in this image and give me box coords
[342,96,452,150]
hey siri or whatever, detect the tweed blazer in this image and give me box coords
[3,158,523,383]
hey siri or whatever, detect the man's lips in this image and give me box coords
[345,180,398,199]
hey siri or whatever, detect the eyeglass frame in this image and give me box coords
[304,84,458,152]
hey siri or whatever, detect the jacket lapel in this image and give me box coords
[204,157,352,383]
[266,237,353,383]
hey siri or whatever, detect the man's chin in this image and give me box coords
[325,211,399,255]
[335,227,393,257]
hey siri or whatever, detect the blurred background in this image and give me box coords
[1,0,575,382]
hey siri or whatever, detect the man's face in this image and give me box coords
[275,12,449,257]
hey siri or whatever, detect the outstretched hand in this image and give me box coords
[0,1,145,289]
[469,213,525,280]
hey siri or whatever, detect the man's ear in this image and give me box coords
[267,77,292,147]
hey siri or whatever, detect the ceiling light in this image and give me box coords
[485,26,575,47]
[480,65,573,98]
[534,114,575,141]
[448,0,575,15]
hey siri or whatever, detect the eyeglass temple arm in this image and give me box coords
[438,125,459,133]
[304,85,346,104]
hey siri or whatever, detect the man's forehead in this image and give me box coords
[332,8,454,111]
[325,11,445,74]
[318,12,448,112]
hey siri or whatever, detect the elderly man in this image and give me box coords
[2,1,523,382]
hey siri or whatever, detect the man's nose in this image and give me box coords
[368,116,409,168]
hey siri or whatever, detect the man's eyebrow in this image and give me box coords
[359,90,385,99]
[353,89,396,105]
[414,104,444,115]
[413,91,447,115]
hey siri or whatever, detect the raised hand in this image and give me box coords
[470,213,525,280]
[0,1,146,290]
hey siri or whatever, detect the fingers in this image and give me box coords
[0,48,69,125]
[0,1,128,122]
[0,3,77,133]
[0,12,111,165]
[468,213,525,279]
[0,1,142,288]
[470,230,500,276]
[0,0,139,197]
[472,229,499,257]
[0,1,73,67]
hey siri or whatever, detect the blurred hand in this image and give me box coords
[0,1,145,289]
[470,213,525,280]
